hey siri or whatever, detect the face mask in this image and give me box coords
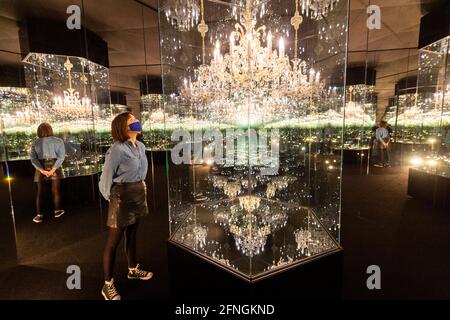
[129,120,142,132]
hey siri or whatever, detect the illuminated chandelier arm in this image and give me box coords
[291,0,303,62]
[255,25,266,37]
[348,85,354,102]
[64,57,74,90]
[235,23,245,39]
[197,0,208,64]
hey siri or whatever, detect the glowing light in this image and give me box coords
[410,157,423,166]
[279,37,285,58]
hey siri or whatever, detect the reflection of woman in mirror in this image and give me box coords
[99,112,152,300]
[62,131,81,158]
[30,123,66,223]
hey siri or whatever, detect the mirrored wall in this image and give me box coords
[0,0,161,269]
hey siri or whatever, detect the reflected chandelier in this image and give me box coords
[53,57,92,110]
[182,0,324,103]
[162,0,200,32]
[301,0,340,19]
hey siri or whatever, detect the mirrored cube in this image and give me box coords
[160,0,347,281]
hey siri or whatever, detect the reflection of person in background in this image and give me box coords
[30,123,66,223]
[370,122,380,160]
[62,132,81,158]
[374,120,391,168]
[99,112,153,300]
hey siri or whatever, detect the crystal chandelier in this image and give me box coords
[192,225,208,248]
[294,229,311,255]
[53,57,92,111]
[162,0,200,32]
[224,182,241,198]
[210,198,289,257]
[232,227,270,256]
[182,0,323,103]
[300,0,340,20]
[266,176,296,198]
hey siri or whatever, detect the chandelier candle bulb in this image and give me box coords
[279,37,285,58]
[309,68,315,82]
[230,32,235,58]
[214,40,221,62]
[267,31,272,54]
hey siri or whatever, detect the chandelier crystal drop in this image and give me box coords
[182,0,324,103]
[162,0,200,32]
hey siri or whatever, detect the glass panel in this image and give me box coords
[141,7,167,151]
[0,49,21,267]
[141,91,167,150]
[340,85,376,150]
[409,37,450,177]
[0,0,106,263]
[22,52,109,177]
[161,0,347,280]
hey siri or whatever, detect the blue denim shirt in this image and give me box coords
[375,127,390,143]
[30,136,66,169]
[99,140,148,201]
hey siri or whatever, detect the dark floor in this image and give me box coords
[0,164,449,300]
[341,165,450,299]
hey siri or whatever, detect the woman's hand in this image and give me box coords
[39,168,56,177]
[39,168,50,177]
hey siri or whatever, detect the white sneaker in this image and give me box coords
[54,210,65,218]
[127,264,153,280]
[101,279,121,300]
[33,214,43,223]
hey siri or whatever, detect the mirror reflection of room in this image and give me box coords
[0,0,160,267]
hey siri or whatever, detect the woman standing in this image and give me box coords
[30,123,66,223]
[99,112,153,301]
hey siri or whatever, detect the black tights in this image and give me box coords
[36,180,61,214]
[103,221,139,281]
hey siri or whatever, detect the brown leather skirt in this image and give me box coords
[34,159,65,182]
[107,181,149,228]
